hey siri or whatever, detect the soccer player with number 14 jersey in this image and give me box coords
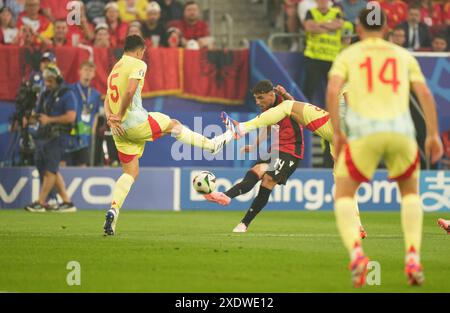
[327,9,443,287]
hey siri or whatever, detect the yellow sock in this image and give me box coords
[354,197,362,227]
[401,194,423,254]
[111,173,135,212]
[335,197,361,255]
[175,126,214,151]
[242,100,294,133]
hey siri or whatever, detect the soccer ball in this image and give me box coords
[192,171,216,194]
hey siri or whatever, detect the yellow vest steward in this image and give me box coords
[304,7,343,62]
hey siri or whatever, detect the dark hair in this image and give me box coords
[0,6,14,28]
[393,26,405,33]
[358,8,386,31]
[252,80,274,95]
[408,3,421,11]
[80,60,96,69]
[184,1,198,11]
[433,32,447,42]
[124,35,146,52]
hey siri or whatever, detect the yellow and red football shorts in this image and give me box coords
[113,112,171,164]
[335,133,420,182]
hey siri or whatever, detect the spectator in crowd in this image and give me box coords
[0,6,18,44]
[431,32,448,51]
[418,0,443,27]
[164,25,183,47]
[64,61,101,167]
[28,51,55,96]
[67,1,94,44]
[117,0,148,23]
[25,64,77,213]
[444,0,450,25]
[303,0,343,103]
[83,0,109,24]
[41,0,71,22]
[284,0,300,50]
[298,0,322,24]
[398,5,432,50]
[93,22,110,47]
[127,20,144,36]
[168,1,211,49]
[16,0,54,45]
[390,25,407,46]
[105,1,128,47]
[380,0,408,29]
[142,1,165,47]
[52,19,70,47]
[17,23,35,46]
[338,0,366,24]
[2,0,26,22]
[156,0,182,26]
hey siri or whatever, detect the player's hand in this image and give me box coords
[109,123,126,137]
[108,113,122,124]
[107,114,125,137]
[333,131,348,158]
[240,145,255,154]
[425,135,444,164]
[274,85,287,96]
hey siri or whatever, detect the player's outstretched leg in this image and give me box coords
[204,170,260,206]
[234,174,276,233]
[437,219,450,234]
[222,100,296,138]
[168,119,233,155]
[104,157,138,236]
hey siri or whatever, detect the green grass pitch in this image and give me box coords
[0,210,449,293]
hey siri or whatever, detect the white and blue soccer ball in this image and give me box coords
[192,171,216,194]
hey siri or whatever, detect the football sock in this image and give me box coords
[111,173,135,212]
[335,197,361,255]
[241,186,272,226]
[401,194,423,256]
[354,198,363,227]
[225,170,260,199]
[174,126,214,151]
[241,100,294,134]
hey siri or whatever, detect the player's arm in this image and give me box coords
[275,85,295,101]
[411,81,444,164]
[118,78,139,118]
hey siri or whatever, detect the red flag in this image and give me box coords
[182,49,249,105]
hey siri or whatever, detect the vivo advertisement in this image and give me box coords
[0,167,176,211]
[1,167,448,212]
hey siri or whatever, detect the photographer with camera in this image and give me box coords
[25,64,77,213]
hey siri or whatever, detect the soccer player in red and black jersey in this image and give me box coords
[205,80,304,233]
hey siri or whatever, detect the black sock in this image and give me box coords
[242,186,272,226]
[225,170,259,199]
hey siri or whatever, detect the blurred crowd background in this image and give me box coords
[0,0,449,171]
